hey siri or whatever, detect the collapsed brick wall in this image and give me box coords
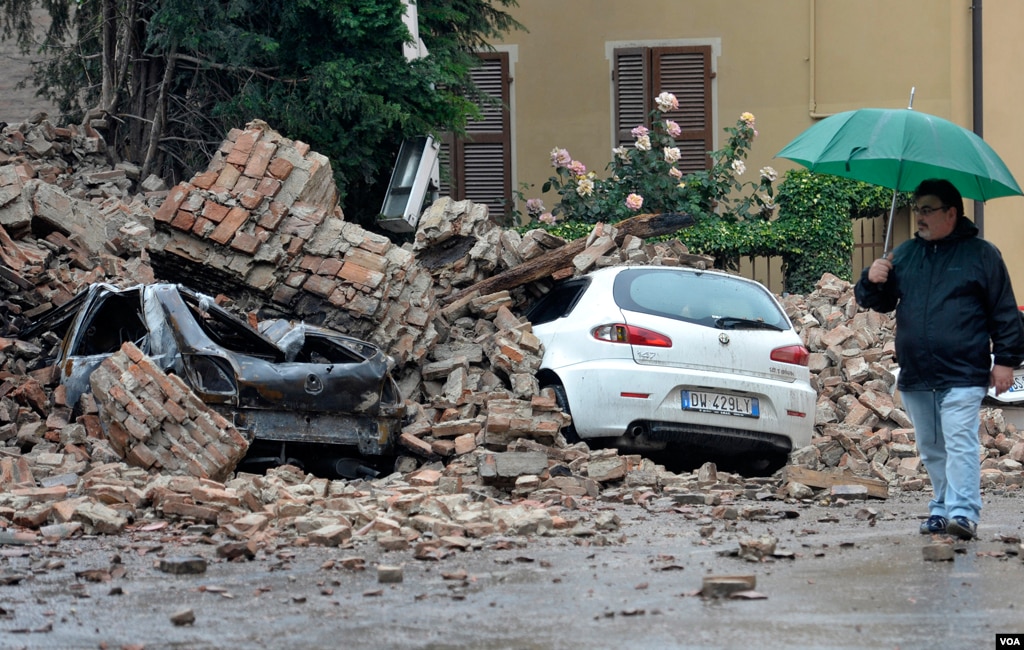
[89,341,249,483]
[146,120,443,366]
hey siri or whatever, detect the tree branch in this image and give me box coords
[171,53,296,83]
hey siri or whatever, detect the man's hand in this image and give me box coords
[867,253,894,284]
[992,364,1015,395]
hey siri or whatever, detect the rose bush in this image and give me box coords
[525,95,778,226]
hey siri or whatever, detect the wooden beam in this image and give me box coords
[439,211,696,305]
[782,465,890,499]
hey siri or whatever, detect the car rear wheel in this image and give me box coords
[545,383,581,444]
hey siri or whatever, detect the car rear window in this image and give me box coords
[611,268,788,328]
[525,278,590,326]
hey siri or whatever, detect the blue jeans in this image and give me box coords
[900,387,987,523]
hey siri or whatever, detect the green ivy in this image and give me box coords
[678,171,904,294]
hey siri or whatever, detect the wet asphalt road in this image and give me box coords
[1,490,1022,650]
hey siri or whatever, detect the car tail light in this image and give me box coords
[771,344,810,366]
[592,324,672,347]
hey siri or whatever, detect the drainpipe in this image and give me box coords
[807,0,832,119]
[973,0,984,234]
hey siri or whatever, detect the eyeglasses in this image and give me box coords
[911,205,949,216]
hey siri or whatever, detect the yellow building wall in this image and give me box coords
[494,0,1024,297]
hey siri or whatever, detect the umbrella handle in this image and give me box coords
[883,189,898,255]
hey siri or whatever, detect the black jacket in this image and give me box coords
[854,216,1024,391]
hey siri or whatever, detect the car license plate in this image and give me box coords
[1009,375,1024,393]
[681,390,759,417]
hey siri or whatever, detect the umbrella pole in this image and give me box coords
[882,188,898,256]
[881,88,915,256]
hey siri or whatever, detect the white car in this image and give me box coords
[527,265,816,474]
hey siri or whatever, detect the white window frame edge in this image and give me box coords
[489,44,518,214]
[604,38,721,152]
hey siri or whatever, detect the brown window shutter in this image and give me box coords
[459,52,512,218]
[613,48,650,149]
[651,45,712,173]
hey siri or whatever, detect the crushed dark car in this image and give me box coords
[24,282,407,478]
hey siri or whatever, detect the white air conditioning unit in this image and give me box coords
[378,136,440,233]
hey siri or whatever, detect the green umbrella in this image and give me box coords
[776,104,1022,252]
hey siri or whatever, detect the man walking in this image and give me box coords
[855,178,1024,540]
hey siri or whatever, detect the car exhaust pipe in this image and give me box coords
[628,423,648,438]
[329,457,380,480]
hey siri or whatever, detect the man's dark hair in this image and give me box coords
[913,179,965,217]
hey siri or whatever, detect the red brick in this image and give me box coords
[317,257,343,276]
[226,129,260,166]
[193,412,224,440]
[10,485,68,502]
[272,284,299,305]
[203,443,233,469]
[264,201,287,227]
[191,169,220,190]
[162,398,188,424]
[230,231,261,254]
[154,183,192,223]
[210,206,251,245]
[498,344,525,364]
[191,216,215,237]
[0,456,35,488]
[162,499,221,522]
[255,177,281,198]
[244,140,278,178]
[338,262,384,288]
[14,504,52,528]
[127,362,152,388]
[358,236,392,256]
[218,426,249,450]
[212,164,242,192]
[399,432,434,457]
[286,237,304,256]
[126,442,158,469]
[267,157,294,180]
[298,255,322,272]
[239,189,263,210]
[123,415,152,441]
[203,200,231,223]
[222,128,244,151]
[106,382,131,407]
[192,484,241,507]
[344,248,389,273]
[79,414,103,439]
[303,274,337,298]
[170,209,196,231]
[153,373,186,404]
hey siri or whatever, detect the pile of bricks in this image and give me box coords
[89,341,249,483]
[782,273,1024,492]
[147,119,442,365]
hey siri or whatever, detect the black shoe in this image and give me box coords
[946,516,977,540]
[919,515,948,534]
